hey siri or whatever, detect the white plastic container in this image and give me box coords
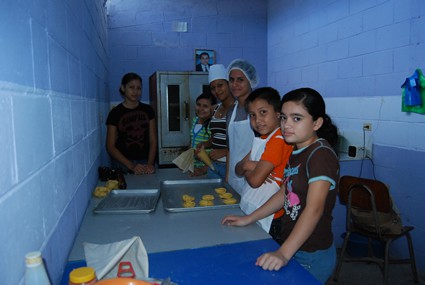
[24,251,51,285]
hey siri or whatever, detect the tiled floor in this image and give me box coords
[327,250,425,285]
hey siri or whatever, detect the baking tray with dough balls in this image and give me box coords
[161,178,241,212]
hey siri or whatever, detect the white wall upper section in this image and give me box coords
[327,95,425,155]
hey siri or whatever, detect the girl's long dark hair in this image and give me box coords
[281,88,339,151]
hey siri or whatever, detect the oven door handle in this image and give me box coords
[184,101,189,120]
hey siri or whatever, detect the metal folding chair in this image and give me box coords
[332,176,419,284]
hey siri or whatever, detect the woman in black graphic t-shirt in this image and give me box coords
[106,73,157,175]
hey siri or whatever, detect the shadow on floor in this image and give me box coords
[327,249,425,285]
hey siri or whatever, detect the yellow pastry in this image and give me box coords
[202,194,215,201]
[182,194,195,201]
[219,192,233,199]
[93,186,110,198]
[105,180,119,190]
[183,201,196,208]
[199,199,214,206]
[214,187,227,194]
[222,198,237,205]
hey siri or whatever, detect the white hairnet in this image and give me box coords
[227,59,259,88]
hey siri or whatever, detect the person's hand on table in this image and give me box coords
[143,164,155,174]
[132,164,155,175]
[221,214,251,227]
[256,251,289,271]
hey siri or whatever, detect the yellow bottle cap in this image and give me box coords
[69,267,96,283]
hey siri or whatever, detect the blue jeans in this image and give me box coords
[293,244,336,284]
[206,161,226,179]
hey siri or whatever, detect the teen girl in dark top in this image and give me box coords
[106,73,157,175]
[222,88,339,284]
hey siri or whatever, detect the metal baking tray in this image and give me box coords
[161,178,241,212]
[93,189,160,214]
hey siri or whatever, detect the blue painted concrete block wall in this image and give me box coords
[0,0,109,284]
[106,0,267,103]
[2,0,424,283]
[267,0,425,273]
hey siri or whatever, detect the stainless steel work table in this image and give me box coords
[67,168,320,284]
[68,168,270,260]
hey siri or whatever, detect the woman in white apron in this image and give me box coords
[227,101,254,195]
[226,59,259,195]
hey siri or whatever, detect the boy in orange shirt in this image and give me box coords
[236,87,292,244]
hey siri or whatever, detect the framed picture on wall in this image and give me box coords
[195,49,215,72]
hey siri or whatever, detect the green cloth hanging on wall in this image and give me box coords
[401,68,425,114]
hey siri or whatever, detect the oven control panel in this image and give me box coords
[159,147,187,166]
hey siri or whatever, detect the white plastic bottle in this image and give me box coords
[24,251,51,285]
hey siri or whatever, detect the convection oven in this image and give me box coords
[149,71,210,167]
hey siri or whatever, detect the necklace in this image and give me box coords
[215,101,235,118]
[215,104,228,118]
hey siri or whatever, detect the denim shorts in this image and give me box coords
[293,244,336,284]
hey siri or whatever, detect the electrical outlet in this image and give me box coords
[365,147,373,159]
[363,123,372,131]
